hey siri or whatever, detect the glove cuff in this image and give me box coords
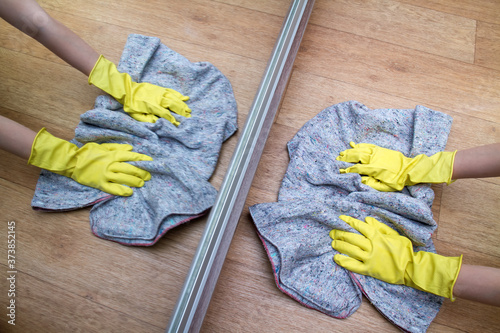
[28,128,78,177]
[405,251,463,300]
[405,151,457,186]
[447,150,458,185]
[88,54,104,85]
[88,55,129,102]
[27,127,47,166]
[449,254,463,301]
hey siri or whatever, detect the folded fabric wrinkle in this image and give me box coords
[32,34,238,246]
[249,101,452,333]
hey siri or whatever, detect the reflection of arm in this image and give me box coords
[452,143,500,180]
[0,0,99,75]
[454,264,500,306]
[0,115,37,160]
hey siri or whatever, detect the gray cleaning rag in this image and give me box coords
[31,34,238,246]
[249,101,452,333]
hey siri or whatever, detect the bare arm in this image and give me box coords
[0,115,37,160]
[447,145,500,305]
[452,143,500,180]
[0,0,98,156]
[0,0,99,75]
[453,264,500,306]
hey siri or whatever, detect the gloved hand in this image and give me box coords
[336,142,456,191]
[330,215,462,299]
[88,55,191,126]
[28,128,153,196]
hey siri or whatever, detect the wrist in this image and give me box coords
[28,128,78,177]
[405,251,462,299]
[88,55,128,102]
[405,151,456,186]
[88,55,104,85]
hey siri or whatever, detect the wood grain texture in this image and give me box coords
[476,21,500,71]
[0,0,499,332]
[399,0,500,25]
[438,179,500,257]
[310,0,477,63]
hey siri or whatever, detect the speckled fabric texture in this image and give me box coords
[249,101,452,333]
[32,34,238,246]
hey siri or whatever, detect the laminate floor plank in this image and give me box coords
[438,179,500,257]
[476,21,500,71]
[0,268,162,332]
[399,0,500,25]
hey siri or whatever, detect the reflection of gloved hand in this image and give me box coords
[88,55,191,126]
[28,128,153,196]
[336,142,456,191]
[330,215,462,300]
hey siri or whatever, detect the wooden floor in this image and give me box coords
[0,0,499,332]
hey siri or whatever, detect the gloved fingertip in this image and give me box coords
[349,141,356,148]
[333,254,343,265]
[329,230,336,239]
[338,215,352,225]
[121,189,133,197]
[144,173,152,181]
[339,168,347,174]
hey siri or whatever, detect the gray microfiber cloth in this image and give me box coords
[31,34,238,246]
[249,101,452,333]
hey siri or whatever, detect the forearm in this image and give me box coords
[452,143,500,180]
[0,115,37,160]
[453,264,500,306]
[0,0,99,75]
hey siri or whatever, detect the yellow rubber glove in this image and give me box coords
[336,142,456,191]
[88,55,191,126]
[330,215,462,300]
[28,128,153,196]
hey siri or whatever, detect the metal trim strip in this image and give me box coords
[166,1,315,331]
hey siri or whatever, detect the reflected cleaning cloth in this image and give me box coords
[31,34,238,246]
[249,101,452,333]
